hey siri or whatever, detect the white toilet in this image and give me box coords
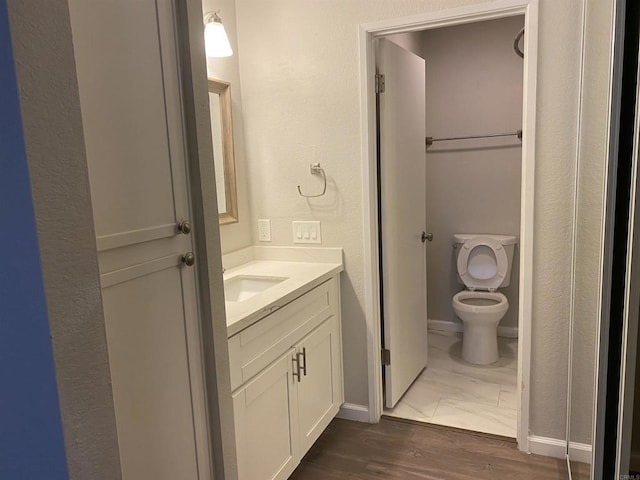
[452,234,517,365]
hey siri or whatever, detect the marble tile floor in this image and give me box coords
[384,331,518,438]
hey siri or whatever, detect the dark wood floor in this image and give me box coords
[290,417,587,480]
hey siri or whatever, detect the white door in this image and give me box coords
[378,38,429,408]
[69,1,209,478]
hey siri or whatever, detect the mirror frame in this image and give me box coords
[208,77,238,224]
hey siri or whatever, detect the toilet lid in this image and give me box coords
[457,236,508,291]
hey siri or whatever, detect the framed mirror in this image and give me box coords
[208,77,238,224]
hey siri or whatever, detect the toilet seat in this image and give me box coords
[457,236,508,291]
[452,290,508,317]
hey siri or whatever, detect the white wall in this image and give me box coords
[7,2,121,478]
[386,31,424,58]
[202,0,253,254]
[233,0,601,440]
[419,16,524,331]
[569,0,615,447]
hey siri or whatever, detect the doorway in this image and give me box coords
[359,0,538,451]
[378,16,524,439]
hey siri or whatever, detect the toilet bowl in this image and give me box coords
[452,290,508,364]
[452,234,517,365]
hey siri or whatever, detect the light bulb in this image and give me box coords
[204,14,233,58]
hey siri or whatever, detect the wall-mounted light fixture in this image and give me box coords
[204,11,233,58]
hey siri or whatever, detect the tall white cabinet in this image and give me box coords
[228,276,344,480]
[69,1,210,478]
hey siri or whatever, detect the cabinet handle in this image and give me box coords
[181,252,195,266]
[300,348,307,376]
[177,220,192,235]
[292,355,301,383]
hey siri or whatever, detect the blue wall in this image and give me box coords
[0,1,68,478]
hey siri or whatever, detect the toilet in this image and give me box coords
[452,234,517,365]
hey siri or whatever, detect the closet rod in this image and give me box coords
[425,129,522,147]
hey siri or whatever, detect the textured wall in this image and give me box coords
[234,0,594,440]
[526,0,583,441]
[569,0,615,447]
[203,0,253,254]
[0,0,68,477]
[420,16,524,331]
[7,1,121,478]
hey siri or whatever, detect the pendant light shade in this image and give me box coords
[204,12,233,58]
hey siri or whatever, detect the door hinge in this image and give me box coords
[381,348,391,365]
[375,73,385,94]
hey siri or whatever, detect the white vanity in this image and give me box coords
[223,247,344,480]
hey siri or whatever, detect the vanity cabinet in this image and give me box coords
[229,276,343,480]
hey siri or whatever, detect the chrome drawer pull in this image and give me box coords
[292,355,301,382]
[300,348,307,376]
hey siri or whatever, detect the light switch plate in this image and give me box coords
[292,221,321,244]
[258,219,271,242]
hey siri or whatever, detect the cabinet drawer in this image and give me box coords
[229,277,337,391]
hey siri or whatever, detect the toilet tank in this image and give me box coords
[453,233,518,287]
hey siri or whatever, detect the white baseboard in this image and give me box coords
[528,435,566,460]
[527,436,592,464]
[337,403,370,423]
[569,442,592,465]
[428,319,518,338]
[428,319,462,334]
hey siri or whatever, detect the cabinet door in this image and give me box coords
[70,0,209,478]
[295,315,344,453]
[233,351,299,480]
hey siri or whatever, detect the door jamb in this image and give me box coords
[358,0,539,452]
[175,1,238,478]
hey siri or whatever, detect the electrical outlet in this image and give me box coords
[292,221,321,244]
[258,219,271,242]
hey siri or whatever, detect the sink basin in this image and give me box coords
[224,275,288,302]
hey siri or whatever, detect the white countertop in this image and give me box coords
[223,247,343,337]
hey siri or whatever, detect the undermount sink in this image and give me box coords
[224,275,288,302]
